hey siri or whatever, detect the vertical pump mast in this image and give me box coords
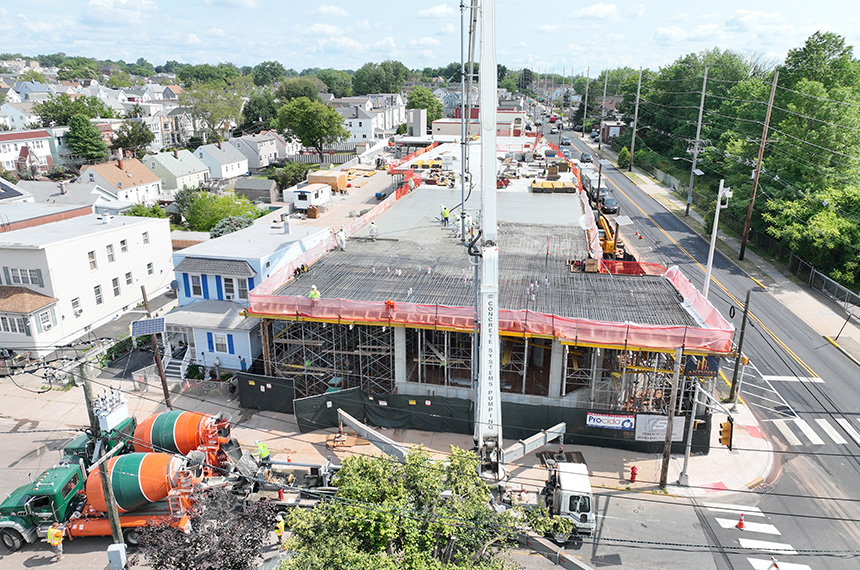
[474,0,502,473]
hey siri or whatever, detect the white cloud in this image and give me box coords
[307,23,342,36]
[314,4,348,18]
[187,33,202,45]
[570,2,619,21]
[355,19,371,30]
[316,36,365,54]
[207,27,227,37]
[418,4,456,19]
[652,25,688,44]
[409,37,441,47]
[368,37,397,51]
[539,24,559,33]
[201,0,259,7]
[438,22,456,35]
[652,22,723,45]
[725,9,794,38]
[632,4,645,17]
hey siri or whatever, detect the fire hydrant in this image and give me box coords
[630,465,639,483]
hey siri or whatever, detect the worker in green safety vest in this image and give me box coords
[256,440,271,466]
[309,285,320,299]
[274,514,285,548]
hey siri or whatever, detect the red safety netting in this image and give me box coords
[388,141,440,173]
[599,260,667,276]
[664,266,733,332]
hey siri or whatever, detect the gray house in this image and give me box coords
[233,178,279,204]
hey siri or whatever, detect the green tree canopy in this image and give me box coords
[253,60,286,86]
[177,63,241,85]
[19,69,47,83]
[268,162,313,189]
[111,119,155,151]
[57,56,100,80]
[105,71,133,89]
[239,91,279,132]
[276,78,321,103]
[124,203,167,218]
[185,192,265,232]
[210,215,254,238]
[128,57,156,78]
[276,97,348,157]
[33,94,115,127]
[352,60,409,95]
[66,114,109,163]
[316,68,352,98]
[180,79,246,141]
[406,86,444,123]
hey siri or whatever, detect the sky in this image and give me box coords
[2,0,859,76]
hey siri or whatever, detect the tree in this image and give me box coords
[173,186,198,219]
[111,119,156,152]
[180,80,245,141]
[268,162,313,189]
[134,488,277,570]
[128,57,156,78]
[57,56,100,80]
[275,78,321,103]
[210,215,254,237]
[178,63,240,85]
[406,86,444,123]
[282,448,520,570]
[240,91,279,132]
[33,94,115,127]
[66,114,108,163]
[352,60,409,95]
[781,31,860,91]
[316,68,352,98]
[253,60,286,86]
[185,192,265,232]
[616,146,630,169]
[19,69,47,83]
[124,204,167,218]
[106,71,133,89]
[500,75,518,94]
[276,97,348,158]
[0,170,19,184]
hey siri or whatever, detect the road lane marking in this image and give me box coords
[704,503,765,517]
[815,418,847,444]
[738,539,798,554]
[793,419,824,445]
[836,418,860,444]
[747,558,812,570]
[715,518,780,534]
[761,375,824,383]
[772,420,802,446]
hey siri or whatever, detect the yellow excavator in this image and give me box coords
[596,213,625,259]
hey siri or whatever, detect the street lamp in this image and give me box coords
[673,157,704,216]
[703,179,732,299]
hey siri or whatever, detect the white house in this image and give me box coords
[232,133,278,171]
[0,211,173,356]
[0,130,55,174]
[77,158,164,206]
[195,142,249,180]
[0,102,39,131]
[336,105,381,142]
[16,180,135,216]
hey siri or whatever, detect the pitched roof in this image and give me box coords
[4,101,37,114]
[174,257,255,277]
[79,158,161,191]
[145,150,209,177]
[198,142,246,165]
[0,130,51,143]
[0,286,57,314]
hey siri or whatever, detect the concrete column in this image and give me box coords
[589,348,602,407]
[548,340,564,397]
[394,326,407,389]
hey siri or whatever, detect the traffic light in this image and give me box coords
[719,417,734,450]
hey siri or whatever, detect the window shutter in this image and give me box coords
[207,332,214,352]
[201,274,209,299]
[49,307,56,326]
[215,275,223,300]
[2,267,9,285]
[183,273,191,298]
[248,276,255,290]
[34,314,42,334]
[22,319,30,337]
[227,334,234,354]
[37,269,44,287]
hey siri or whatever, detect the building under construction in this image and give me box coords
[245,140,734,449]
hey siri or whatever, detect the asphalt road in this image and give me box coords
[539,123,860,569]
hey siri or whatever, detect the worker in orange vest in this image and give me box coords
[47,522,65,561]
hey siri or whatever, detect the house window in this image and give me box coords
[238,278,249,300]
[39,310,53,331]
[88,251,97,269]
[71,297,81,315]
[214,333,228,353]
[94,285,103,305]
[88,173,94,182]
[223,277,235,299]
[10,268,39,285]
[112,277,121,296]
[0,316,26,334]
[120,239,128,253]
[147,262,154,275]
[191,275,202,296]
[358,122,363,127]
[125,271,133,285]
[107,244,115,262]
[142,231,150,245]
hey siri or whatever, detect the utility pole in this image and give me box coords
[628,67,642,172]
[140,285,172,410]
[459,0,467,245]
[581,67,590,138]
[729,289,753,402]
[660,347,684,489]
[685,67,708,217]
[81,376,124,544]
[703,179,732,299]
[739,70,779,261]
[598,71,608,150]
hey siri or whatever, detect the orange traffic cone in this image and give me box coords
[287,452,292,463]
[736,513,745,530]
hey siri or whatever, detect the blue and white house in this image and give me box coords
[164,221,330,375]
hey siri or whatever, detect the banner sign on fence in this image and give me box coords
[635,415,685,442]
[685,355,719,378]
[586,412,635,431]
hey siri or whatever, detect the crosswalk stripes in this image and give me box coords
[715,518,780,534]
[772,420,802,446]
[835,418,860,445]
[792,419,825,445]
[814,419,847,444]
[769,417,860,448]
[704,503,766,517]
[738,538,798,555]
[747,558,812,570]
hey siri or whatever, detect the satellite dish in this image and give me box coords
[170,280,179,290]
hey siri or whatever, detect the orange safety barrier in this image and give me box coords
[599,260,667,276]
[388,141,440,173]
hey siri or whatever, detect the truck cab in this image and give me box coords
[0,462,87,551]
[544,462,596,536]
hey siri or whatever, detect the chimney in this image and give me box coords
[173,148,179,159]
[283,218,291,234]
[59,181,67,195]
[117,147,124,170]
[354,107,358,118]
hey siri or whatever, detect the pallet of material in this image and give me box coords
[353,179,369,188]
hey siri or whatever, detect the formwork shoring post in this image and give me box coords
[262,319,272,377]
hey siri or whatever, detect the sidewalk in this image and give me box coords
[582,136,860,365]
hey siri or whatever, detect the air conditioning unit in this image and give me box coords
[74,309,82,316]
[225,294,233,300]
[43,323,52,331]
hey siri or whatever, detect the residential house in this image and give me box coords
[0,102,39,131]
[0,210,172,356]
[336,105,380,142]
[0,130,55,174]
[16,180,135,216]
[143,149,209,192]
[196,141,249,180]
[259,130,301,161]
[166,222,330,371]
[160,107,196,148]
[143,83,166,101]
[318,93,334,104]
[232,133,278,171]
[332,94,407,140]
[0,86,22,104]
[163,85,183,101]
[122,88,152,103]
[365,93,407,133]
[233,178,278,204]
[0,201,91,230]
[78,158,164,206]
[12,81,54,100]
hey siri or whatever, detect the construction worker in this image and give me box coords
[440,205,449,226]
[256,440,271,466]
[274,514,285,548]
[369,221,378,241]
[47,522,64,561]
[309,285,321,300]
[336,226,347,250]
[286,472,296,487]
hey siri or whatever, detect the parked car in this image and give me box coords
[561,149,572,159]
[536,120,543,126]
[550,127,559,134]
[599,195,618,214]
[561,137,571,146]
[580,152,593,163]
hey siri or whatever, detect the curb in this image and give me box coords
[824,336,860,367]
